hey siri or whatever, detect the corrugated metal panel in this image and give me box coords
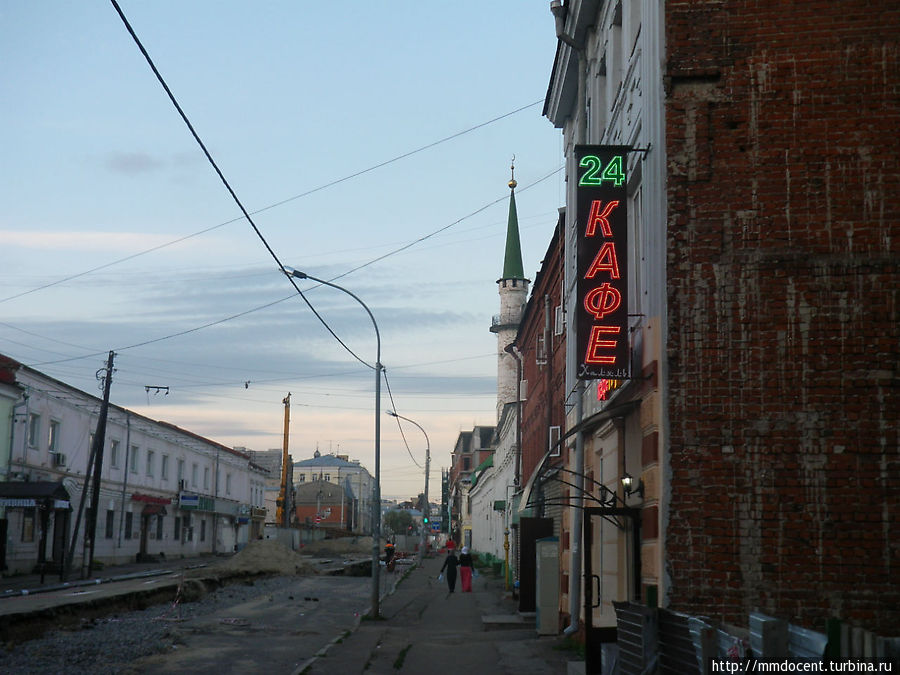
[614,602,656,675]
[717,628,748,661]
[659,609,701,675]
[750,612,788,658]
[788,624,828,660]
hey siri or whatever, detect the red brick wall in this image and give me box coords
[664,1,899,634]
[517,221,567,486]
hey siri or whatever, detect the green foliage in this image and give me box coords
[383,509,414,535]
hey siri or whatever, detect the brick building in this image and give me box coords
[542,0,898,661]
[662,0,899,633]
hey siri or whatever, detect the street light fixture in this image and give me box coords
[386,410,430,563]
[621,472,644,499]
[284,267,384,618]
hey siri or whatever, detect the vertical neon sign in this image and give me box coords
[576,145,630,380]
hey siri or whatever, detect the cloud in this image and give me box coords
[104,152,165,175]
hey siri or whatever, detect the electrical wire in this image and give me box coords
[383,370,424,470]
[109,0,368,369]
[328,167,562,284]
[0,98,543,307]
[11,163,558,369]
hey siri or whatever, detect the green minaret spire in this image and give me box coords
[501,159,526,281]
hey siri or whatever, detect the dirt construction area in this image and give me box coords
[0,537,385,674]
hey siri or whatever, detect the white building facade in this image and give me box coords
[0,356,268,575]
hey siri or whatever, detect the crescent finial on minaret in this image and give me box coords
[509,155,517,189]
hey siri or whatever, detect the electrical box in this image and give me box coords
[535,536,559,635]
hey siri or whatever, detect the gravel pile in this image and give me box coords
[0,574,297,675]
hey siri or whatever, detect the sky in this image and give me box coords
[0,2,565,500]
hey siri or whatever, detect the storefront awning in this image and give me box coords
[141,503,168,516]
[131,492,172,505]
[0,481,70,509]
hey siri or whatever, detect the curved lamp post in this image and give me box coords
[387,410,430,563]
[285,268,383,618]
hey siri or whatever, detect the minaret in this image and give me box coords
[490,159,530,419]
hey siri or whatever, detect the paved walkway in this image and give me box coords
[300,555,580,675]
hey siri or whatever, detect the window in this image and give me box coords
[22,508,35,542]
[200,519,206,542]
[124,512,133,539]
[130,445,139,474]
[161,455,169,481]
[191,463,198,487]
[146,450,155,477]
[324,474,330,482]
[549,426,562,457]
[184,514,192,541]
[105,510,115,539]
[203,467,210,490]
[156,515,164,540]
[110,440,120,468]
[298,474,305,483]
[27,413,40,448]
[226,473,232,495]
[174,517,181,542]
[177,459,185,485]
[463,457,471,471]
[48,420,60,453]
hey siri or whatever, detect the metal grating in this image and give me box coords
[614,602,657,675]
[659,609,701,675]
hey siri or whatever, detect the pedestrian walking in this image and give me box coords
[439,548,459,593]
[458,546,475,592]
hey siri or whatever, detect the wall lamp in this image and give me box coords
[621,472,644,499]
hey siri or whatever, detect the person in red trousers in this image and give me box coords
[458,546,475,592]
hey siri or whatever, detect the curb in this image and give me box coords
[291,564,409,675]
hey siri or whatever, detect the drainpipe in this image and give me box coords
[504,344,524,487]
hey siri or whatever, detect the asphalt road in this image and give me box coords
[130,573,374,674]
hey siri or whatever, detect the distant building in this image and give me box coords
[293,451,373,534]
[448,426,494,549]
[248,448,291,526]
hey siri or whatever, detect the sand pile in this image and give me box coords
[204,539,320,577]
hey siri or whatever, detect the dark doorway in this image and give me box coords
[584,506,640,675]
[139,514,150,561]
[518,517,554,613]
[0,519,7,571]
[51,510,68,567]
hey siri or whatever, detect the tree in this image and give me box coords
[383,509,414,536]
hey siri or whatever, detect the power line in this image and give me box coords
[0,103,543,307]
[110,0,366,369]
[383,370,423,470]
[12,164,558,369]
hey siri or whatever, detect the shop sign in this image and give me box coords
[575,145,631,380]
[179,493,199,509]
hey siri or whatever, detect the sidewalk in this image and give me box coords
[300,555,581,675]
[0,554,217,598]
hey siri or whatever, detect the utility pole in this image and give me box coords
[276,394,291,528]
[86,351,115,578]
[86,351,115,577]
[63,351,116,581]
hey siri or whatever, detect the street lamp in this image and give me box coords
[386,410,430,563]
[284,267,384,618]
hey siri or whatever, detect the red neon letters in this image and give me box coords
[585,200,619,237]
[576,147,629,380]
